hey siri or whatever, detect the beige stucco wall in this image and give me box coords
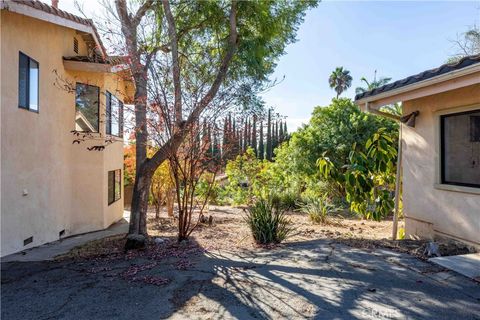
[402,84,480,246]
[1,10,128,256]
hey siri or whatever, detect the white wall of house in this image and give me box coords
[402,84,480,247]
[1,10,125,257]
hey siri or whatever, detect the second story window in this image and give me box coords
[75,83,99,132]
[18,52,39,112]
[106,91,123,137]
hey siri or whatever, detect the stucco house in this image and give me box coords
[355,55,480,248]
[1,0,133,257]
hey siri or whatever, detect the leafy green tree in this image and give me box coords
[225,148,274,204]
[273,98,397,201]
[319,128,397,220]
[328,67,352,98]
[111,0,317,242]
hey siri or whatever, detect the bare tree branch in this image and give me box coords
[162,0,182,125]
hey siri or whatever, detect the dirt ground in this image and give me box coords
[61,205,474,262]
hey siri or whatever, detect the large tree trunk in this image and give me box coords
[129,170,152,235]
[121,0,238,249]
[125,163,153,250]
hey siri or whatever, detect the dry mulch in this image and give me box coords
[58,205,475,264]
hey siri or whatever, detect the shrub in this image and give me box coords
[299,195,336,224]
[270,191,301,211]
[245,198,293,244]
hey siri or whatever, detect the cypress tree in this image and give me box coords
[251,115,257,155]
[247,118,251,148]
[266,109,272,161]
[271,120,277,151]
[204,123,212,160]
[222,117,228,158]
[279,121,284,144]
[212,129,221,166]
[258,121,264,159]
[243,120,248,152]
[232,118,237,158]
[283,122,288,140]
[237,128,242,153]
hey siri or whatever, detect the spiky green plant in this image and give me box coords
[245,198,293,244]
[299,195,336,224]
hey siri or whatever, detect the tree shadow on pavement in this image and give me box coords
[1,238,480,320]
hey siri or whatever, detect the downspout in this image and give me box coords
[366,102,402,240]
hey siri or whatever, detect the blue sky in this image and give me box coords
[260,1,480,130]
[60,0,480,131]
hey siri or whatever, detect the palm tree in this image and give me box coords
[329,67,352,98]
[356,71,401,115]
[355,70,392,95]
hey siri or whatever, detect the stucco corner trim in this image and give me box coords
[433,183,480,195]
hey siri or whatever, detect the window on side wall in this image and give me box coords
[106,91,123,137]
[441,109,480,188]
[18,52,39,112]
[108,169,121,205]
[75,83,99,132]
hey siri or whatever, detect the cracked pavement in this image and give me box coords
[2,239,480,319]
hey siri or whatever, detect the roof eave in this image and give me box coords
[2,0,106,58]
[355,63,480,108]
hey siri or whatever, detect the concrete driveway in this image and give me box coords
[1,239,479,319]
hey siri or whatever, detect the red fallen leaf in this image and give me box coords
[175,259,194,270]
[133,275,170,286]
[121,262,158,278]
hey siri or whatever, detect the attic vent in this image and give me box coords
[74,37,79,54]
[23,236,33,246]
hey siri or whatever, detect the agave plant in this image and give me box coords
[245,197,293,244]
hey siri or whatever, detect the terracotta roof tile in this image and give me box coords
[10,0,93,26]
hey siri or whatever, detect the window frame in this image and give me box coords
[18,51,40,113]
[105,91,124,138]
[440,108,480,188]
[75,82,100,133]
[108,169,122,205]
